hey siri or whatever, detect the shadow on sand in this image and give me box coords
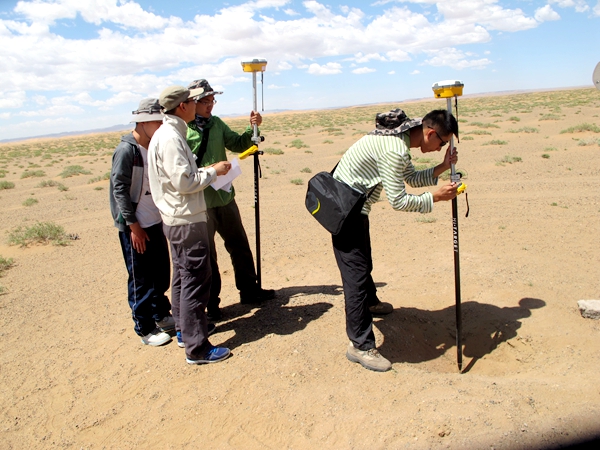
[376,297,546,373]
[213,284,343,351]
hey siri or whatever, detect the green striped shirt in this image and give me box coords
[333,134,437,215]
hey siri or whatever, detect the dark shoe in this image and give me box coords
[240,288,275,305]
[155,315,176,332]
[186,345,231,364]
[369,301,393,315]
[207,308,222,322]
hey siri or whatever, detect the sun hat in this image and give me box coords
[187,79,223,99]
[159,85,205,112]
[131,98,163,123]
[369,108,422,136]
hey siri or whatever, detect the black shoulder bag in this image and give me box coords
[305,164,376,235]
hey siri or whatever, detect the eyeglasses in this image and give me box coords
[195,99,217,106]
[428,126,448,147]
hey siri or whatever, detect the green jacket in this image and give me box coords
[186,116,256,208]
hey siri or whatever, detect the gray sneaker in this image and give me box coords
[141,328,171,346]
[346,343,391,372]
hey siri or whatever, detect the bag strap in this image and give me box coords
[195,128,211,164]
[330,161,377,199]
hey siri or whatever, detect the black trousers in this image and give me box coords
[332,214,379,350]
[206,199,257,312]
[118,223,171,336]
[163,221,212,359]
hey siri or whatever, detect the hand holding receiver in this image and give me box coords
[433,182,458,202]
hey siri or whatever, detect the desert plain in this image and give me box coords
[1,87,600,449]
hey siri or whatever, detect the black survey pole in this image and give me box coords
[448,96,463,372]
[433,80,465,372]
[241,59,268,290]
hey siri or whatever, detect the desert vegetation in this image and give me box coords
[1,87,600,450]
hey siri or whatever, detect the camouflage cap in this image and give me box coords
[130,98,163,123]
[159,85,204,112]
[369,108,422,136]
[187,79,223,99]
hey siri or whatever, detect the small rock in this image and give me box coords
[577,300,600,319]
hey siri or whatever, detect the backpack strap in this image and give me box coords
[330,162,377,199]
[194,128,211,165]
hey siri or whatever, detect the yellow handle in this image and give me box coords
[457,183,467,195]
[239,145,258,160]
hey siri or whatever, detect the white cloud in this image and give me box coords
[410,70,420,75]
[386,49,411,62]
[0,90,26,108]
[352,67,376,74]
[436,1,538,32]
[535,5,561,22]
[14,0,176,30]
[352,52,387,63]
[0,0,590,139]
[18,104,84,117]
[267,84,285,89]
[388,70,396,75]
[424,48,491,70]
[92,91,141,109]
[277,61,293,70]
[549,0,589,13]
[594,1,600,16]
[32,95,48,106]
[307,62,343,75]
[0,0,537,100]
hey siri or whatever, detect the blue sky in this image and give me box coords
[0,0,598,140]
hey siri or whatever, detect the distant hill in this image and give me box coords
[0,123,134,144]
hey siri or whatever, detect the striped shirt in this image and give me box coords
[333,134,437,215]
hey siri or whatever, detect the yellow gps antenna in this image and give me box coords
[241,58,267,289]
[432,79,466,372]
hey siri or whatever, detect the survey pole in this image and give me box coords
[240,59,267,289]
[433,80,466,371]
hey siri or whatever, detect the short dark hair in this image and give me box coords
[422,109,458,138]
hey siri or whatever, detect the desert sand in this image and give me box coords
[1,87,599,449]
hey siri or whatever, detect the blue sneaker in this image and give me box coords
[186,345,230,364]
[176,331,185,348]
[177,324,216,349]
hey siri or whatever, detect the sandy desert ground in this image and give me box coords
[1,87,599,449]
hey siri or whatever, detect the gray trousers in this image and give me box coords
[163,221,212,359]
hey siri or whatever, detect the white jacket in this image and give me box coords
[148,114,217,226]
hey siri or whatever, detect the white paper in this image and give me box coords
[211,158,242,191]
